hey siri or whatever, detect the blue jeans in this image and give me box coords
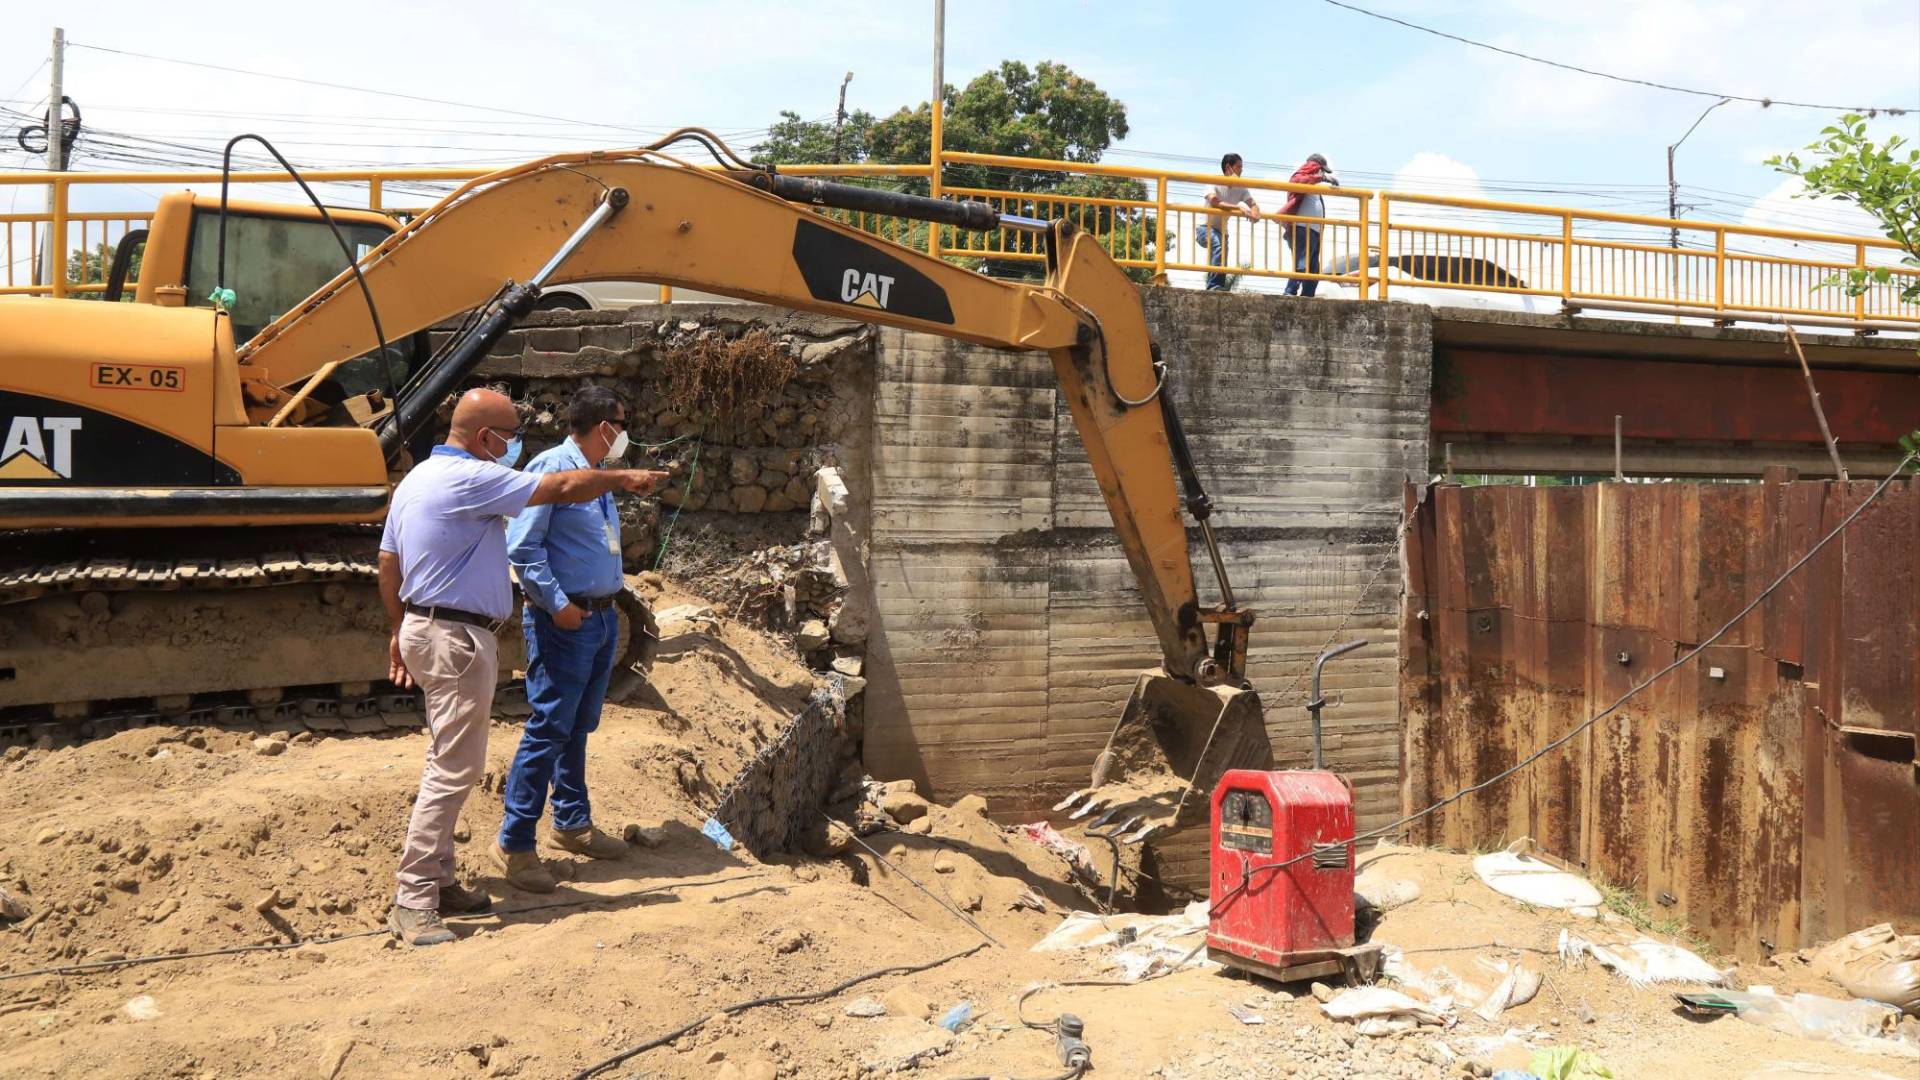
[1285,224,1322,297]
[1196,222,1229,290]
[499,603,617,852]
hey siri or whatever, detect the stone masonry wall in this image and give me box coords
[452,305,875,570]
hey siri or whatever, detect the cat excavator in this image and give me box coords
[0,131,1265,889]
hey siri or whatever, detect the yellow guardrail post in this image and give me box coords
[1854,242,1868,322]
[1714,228,1727,314]
[1154,175,1168,281]
[1561,212,1574,304]
[48,177,68,299]
[368,179,383,212]
[1378,195,1391,302]
[1357,194,1371,300]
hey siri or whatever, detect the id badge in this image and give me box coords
[603,519,620,555]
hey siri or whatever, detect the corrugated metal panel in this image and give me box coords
[1403,474,1919,960]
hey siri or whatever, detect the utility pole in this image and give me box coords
[1666,97,1729,249]
[928,0,944,254]
[831,71,853,164]
[37,26,65,290]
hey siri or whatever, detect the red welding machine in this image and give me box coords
[1205,768,1383,984]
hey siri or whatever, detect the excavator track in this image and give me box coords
[0,526,542,745]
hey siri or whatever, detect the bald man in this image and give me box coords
[377,389,665,947]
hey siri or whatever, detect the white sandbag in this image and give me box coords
[1321,986,1449,1031]
[1473,842,1602,914]
[1559,929,1723,987]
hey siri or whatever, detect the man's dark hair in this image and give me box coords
[1221,153,1243,171]
[1307,153,1328,167]
[567,385,624,435]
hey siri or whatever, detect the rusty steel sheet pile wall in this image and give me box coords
[1400,471,1920,959]
[863,290,1432,829]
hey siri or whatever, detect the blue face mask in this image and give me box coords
[484,428,523,468]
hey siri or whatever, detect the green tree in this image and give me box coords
[1767,114,1920,304]
[65,240,140,299]
[753,61,1155,281]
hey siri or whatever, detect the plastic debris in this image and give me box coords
[1017,821,1096,875]
[1558,929,1723,986]
[936,1002,973,1032]
[701,816,736,851]
[1473,840,1601,915]
[1530,1047,1615,1080]
[1320,986,1450,1036]
[1031,901,1212,982]
[1810,923,1920,1016]
[1714,990,1920,1058]
[1491,1072,1544,1080]
[1476,964,1545,1022]
[1227,1004,1264,1025]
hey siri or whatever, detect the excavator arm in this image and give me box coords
[246,150,1226,684]
[240,148,1270,862]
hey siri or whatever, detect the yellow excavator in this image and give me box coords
[0,130,1265,887]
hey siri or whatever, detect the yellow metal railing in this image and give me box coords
[2,155,1914,326]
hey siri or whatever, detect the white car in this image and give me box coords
[1321,253,1543,313]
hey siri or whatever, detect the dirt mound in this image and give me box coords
[1,580,1906,1079]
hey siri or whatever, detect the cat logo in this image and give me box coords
[839,269,895,310]
[0,415,82,480]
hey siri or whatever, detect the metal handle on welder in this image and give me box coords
[1307,639,1368,770]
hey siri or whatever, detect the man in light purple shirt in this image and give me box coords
[377,388,665,947]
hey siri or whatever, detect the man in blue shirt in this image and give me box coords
[495,386,645,893]
[380,388,666,947]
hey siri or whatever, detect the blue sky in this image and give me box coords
[1,0,1916,237]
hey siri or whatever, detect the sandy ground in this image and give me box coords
[1,593,1909,1080]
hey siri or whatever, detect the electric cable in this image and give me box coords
[1316,0,1915,114]
[844,829,1003,947]
[214,133,396,397]
[565,942,990,1080]
[0,872,770,984]
[1209,451,1920,918]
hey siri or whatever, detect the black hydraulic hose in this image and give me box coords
[377,281,538,461]
[737,171,1000,232]
[216,134,395,398]
[1153,351,1211,522]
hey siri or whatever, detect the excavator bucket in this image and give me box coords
[1055,671,1272,845]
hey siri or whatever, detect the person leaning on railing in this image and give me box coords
[1199,153,1261,291]
[1281,154,1338,298]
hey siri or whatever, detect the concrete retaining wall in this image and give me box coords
[862,290,1432,828]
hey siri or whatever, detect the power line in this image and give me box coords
[1317,0,1916,115]
[66,41,666,135]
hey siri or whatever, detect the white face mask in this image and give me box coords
[603,425,630,465]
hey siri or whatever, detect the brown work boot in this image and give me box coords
[437,880,492,915]
[548,824,629,860]
[491,842,557,893]
[388,905,455,947]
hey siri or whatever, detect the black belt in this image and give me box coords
[405,603,508,633]
[569,593,619,611]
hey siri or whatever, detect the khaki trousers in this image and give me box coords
[394,612,499,911]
